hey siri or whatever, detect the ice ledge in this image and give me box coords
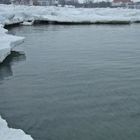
[0,116,33,140]
[0,21,29,140]
[0,24,24,63]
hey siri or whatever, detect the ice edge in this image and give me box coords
[0,115,33,140]
[0,24,24,63]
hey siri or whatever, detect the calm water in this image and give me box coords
[0,24,140,140]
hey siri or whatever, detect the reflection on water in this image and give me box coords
[0,51,26,81]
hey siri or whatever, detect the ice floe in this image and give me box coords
[0,116,33,140]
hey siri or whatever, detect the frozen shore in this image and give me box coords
[0,5,140,63]
[1,5,140,62]
[1,4,140,24]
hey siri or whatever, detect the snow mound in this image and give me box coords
[0,116,33,140]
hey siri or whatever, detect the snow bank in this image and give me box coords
[1,4,140,24]
[0,4,140,25]
[0,116,33,140]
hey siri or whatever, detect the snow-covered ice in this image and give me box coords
[1,4,140,24]
[21,20,34,26]
[0,24,24,63]
[0,116,33,140]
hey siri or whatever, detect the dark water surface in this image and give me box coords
[0,24,140,140]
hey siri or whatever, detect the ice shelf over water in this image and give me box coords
[0,116,33,140]
[0,24,24,63]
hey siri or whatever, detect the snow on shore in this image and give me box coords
[0,116,33,140]
[1,4,140,24]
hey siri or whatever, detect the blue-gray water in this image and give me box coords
[0,24,140,140]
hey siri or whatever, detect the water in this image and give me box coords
[0,24,140,140]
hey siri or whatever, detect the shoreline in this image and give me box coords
[1,5,140,63]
